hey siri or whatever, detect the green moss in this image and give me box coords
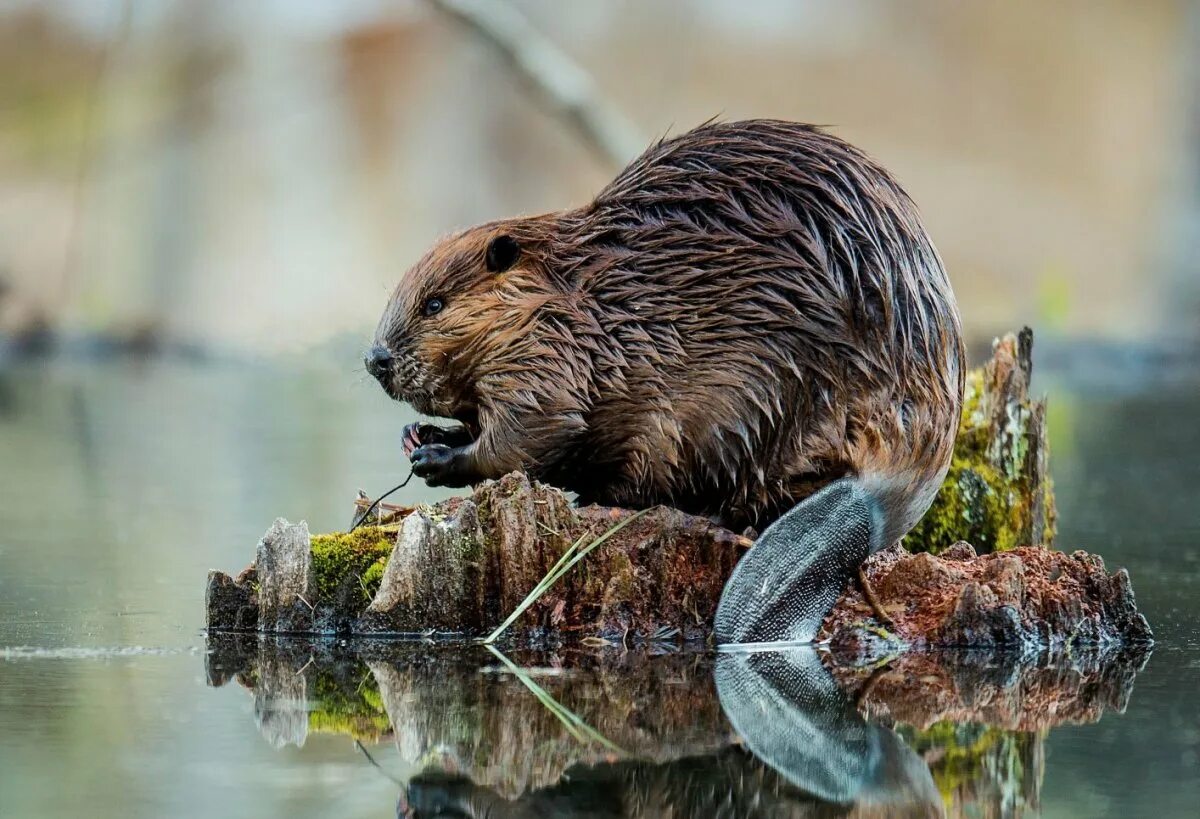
[361,686,386,713]
[899,721,1039,809]
[960,369,986,425]
[359,557,388,602]
[907,368,1055,554]
[855,620,899,642]
[310,527,395,604]
[305,669,391,741]
[450,530,483,562]
[909,458,1015,554]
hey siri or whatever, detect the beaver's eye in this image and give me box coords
[422,297,444,317]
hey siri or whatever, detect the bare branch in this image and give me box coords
[423,0,644,169]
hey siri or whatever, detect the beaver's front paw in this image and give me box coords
[410,443,455,486]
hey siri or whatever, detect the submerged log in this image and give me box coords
[205,330,1148,645]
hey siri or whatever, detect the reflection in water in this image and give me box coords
[715,649,940,813]
[402,748,890,818]
[205,637,1147,818]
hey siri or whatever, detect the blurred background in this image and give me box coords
[1,0,1198,356]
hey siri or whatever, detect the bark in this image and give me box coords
[819,542,1152,655]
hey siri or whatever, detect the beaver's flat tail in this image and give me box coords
[714,478,887,645]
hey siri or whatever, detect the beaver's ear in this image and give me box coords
[485,235,521,273]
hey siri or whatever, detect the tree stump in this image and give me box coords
[205,329,1149,647]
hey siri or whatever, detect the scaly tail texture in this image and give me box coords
[714,477,889,645]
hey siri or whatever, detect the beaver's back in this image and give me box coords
[548,120,964,532]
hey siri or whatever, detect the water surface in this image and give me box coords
[0,350,1197,818]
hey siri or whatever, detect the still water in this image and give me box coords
[0,348,1197,818]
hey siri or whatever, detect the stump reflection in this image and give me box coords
[205,636,1148,818]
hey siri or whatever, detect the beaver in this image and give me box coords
[367,119,964,644]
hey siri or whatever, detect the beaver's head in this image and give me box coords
[367,218,556,427]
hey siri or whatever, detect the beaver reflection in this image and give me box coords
[399,649,940,819]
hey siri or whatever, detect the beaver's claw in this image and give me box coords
[403,422,432,457]
[403,422,473,457]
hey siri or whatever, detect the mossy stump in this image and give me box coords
[908,327,1056,554]
[207,475,750,640]
[205,330,1148,645]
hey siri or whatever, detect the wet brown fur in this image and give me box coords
[373,120,965,534]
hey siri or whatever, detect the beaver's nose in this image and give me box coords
[364,345,394,382]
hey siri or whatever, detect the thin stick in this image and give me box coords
[857,564,894,628]
[483,508,651,644]
[350,469,414,532]
[352,499,412,514]
[354,740,406,787]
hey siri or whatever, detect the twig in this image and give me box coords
[858,564,894,628]
[350,469,414,532]
[354,740,407,787]
[422,0,643,168]
[352,499,413,516]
